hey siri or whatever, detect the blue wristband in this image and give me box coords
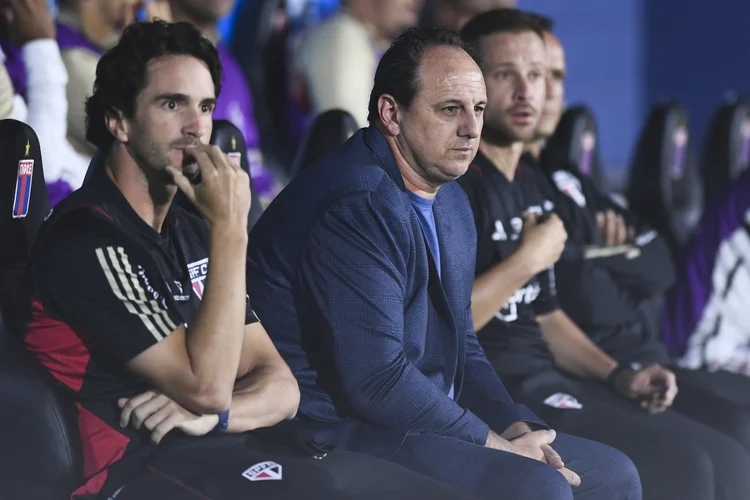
[213,410,229,433]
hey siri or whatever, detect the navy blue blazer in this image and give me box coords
[247,127,544,457]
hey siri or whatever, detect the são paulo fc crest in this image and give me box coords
[242,461,283,482]
[187,258,208,299]
[544,392,583,410]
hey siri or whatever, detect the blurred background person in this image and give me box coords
[0,56,12,119]
[422,0,517,31]
[288,0,422,142]
[56,0,171,157]
[170,0,280,206]
[0,0,89,205]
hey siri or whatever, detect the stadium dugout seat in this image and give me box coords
[701,96,750,204]
[291,108,359,175]
[540,105,605,191]
[0,119,82,500]
[626,101,703,255]
[84,120,264,230]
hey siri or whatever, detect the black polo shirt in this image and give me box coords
[21,167,258,498]
[457,152,560,378]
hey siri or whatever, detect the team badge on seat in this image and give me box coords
[242,461,283,481]
[12,158,34,218]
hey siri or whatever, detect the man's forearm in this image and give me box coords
[225,364,299,433]
[185,227,248,408]
[472,251,536,331]
[538,310,617,381]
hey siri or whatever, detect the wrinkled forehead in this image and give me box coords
[417,46,486,101]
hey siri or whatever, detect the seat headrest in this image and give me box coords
[292,109,359,175]
[626,101,702,251]
[541,105,604,189]
[210,119,252,171]
[0,119,50,267]
[701,96,750,203]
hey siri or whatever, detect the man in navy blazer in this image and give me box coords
[247,28,640,499]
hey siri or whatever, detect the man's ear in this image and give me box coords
[105,107,130,144]
[377,94,402,137]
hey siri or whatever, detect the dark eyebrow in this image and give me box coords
[153,93,217,107]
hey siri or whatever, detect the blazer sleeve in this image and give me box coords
[460,310,548,433]
[298,192,490,445]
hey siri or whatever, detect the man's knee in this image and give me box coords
[715,410,750,453]
[555,434,641,500]
[509,460,573,500]
[596,446,642,500]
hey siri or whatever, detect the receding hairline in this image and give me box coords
[411,44,482,91]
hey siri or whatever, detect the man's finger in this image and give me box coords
[184,147,219,182]
[605,210,617,245]
[119,391,156,428]
[522,211,537,226]
[143,404,173,432]
[627,226,637,243]
[616,215,627,244]
[559,467,581,487]
[151,411,183,445]
[131,394,170,430]
[665,382,678,406]
[541,444,565,469]
[521,429,557,448]
[205,145,234,173]
[596,211,605,229]
[165,166,196,199]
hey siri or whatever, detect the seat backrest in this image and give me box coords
[0,119,50,282]
[540,105,605,190]
[700,96,750,204]
[0,119,82,499]
[292,109,359,175]
[626,101,703,253]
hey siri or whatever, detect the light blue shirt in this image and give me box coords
[408,191,455,400]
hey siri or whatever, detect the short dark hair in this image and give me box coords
[460,8,546,62]
[85,21,223,151]
[367,28,480,124]
[527,12,555,33]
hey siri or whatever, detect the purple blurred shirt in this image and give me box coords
[662,168,750,359]
[215,44,277,202]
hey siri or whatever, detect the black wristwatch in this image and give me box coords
[606,362,641,390]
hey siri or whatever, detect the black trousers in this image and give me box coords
[505,371,750,500]
[670,368,750,453]
[99,434,474,500]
